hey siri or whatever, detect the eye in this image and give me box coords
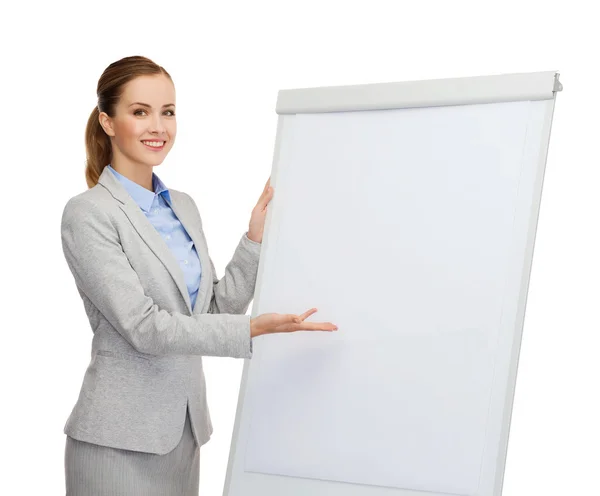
[133,109,175,116]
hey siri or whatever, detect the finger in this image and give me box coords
[264,184,274,201]
[298,308,318,321]
[257,183,274,209]
[300,321,338,331]
[262,187,274,207]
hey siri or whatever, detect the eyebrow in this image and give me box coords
[128,102,175,108]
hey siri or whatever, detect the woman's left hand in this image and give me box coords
[247,177,274,244]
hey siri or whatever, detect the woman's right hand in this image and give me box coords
[250,308,337,338]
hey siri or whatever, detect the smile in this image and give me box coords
[142,140,165,150]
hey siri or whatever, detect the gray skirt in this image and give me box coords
[65,406,200,496]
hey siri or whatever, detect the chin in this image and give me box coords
[135,157,164,168]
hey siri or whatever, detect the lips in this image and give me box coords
[141,140,166,151]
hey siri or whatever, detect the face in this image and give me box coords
[99,74,176,171]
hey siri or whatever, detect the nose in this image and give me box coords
[149,112,167,135]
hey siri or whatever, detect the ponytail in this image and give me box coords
[84,105,112,188]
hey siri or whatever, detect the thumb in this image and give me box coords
[268,313,300,325]
[282,314,301,324]
[261,186,274,208]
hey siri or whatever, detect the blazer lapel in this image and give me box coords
[97,167,193,315]
[169,195,211,315]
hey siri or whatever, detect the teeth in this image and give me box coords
[142,141,164,147]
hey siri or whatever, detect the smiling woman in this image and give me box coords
[62,55,336,496]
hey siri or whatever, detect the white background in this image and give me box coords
[1,1,597,495]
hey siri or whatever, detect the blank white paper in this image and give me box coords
[242,101,533,496]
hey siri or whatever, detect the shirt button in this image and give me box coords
[183,260,188,265]
[154,208,159,213]
[165,235,171,240]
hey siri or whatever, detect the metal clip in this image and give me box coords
[554,73,563,92]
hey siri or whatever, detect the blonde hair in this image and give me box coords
[84,55,172,188]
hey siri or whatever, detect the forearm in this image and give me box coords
[209,231,261,315]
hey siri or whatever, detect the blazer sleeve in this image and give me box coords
[60,196,252,359]
[182,192,262,316]
[207,236,261,314]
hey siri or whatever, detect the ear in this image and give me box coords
[98,112,116,137]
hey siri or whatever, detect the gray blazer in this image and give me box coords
[60,165,261,454]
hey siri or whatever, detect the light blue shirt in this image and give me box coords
[107,165,202,309]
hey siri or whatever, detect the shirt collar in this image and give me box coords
[107,165,172,212]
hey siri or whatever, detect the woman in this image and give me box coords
[61,55,337,496]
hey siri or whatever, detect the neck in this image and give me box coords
[110,160,154,192]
